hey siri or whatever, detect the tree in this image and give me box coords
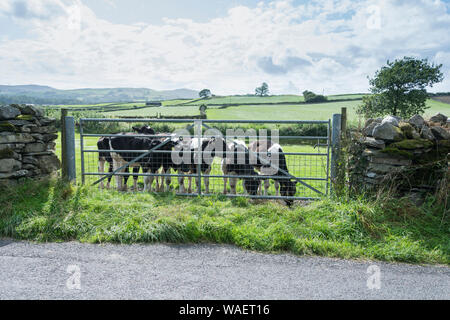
[255,82,269,96]
[199,104,207,114]
[199,89,212,99]
[302,90,327,103]
[358,57,443,118]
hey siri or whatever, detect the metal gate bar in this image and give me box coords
[80,118,331,200]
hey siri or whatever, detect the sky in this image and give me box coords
[0,0,449,95]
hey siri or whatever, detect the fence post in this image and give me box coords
[341,107,347,140]
[331,113,342,191]
[60,108,68,179]
[195,120,202,195]
[64,116,76,183]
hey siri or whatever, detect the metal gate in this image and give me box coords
[79,118,331,201]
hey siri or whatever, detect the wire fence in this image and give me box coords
[80,119,331,201]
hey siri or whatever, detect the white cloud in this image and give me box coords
[0,0,449,94]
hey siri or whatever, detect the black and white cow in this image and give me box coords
[170,137,216,194]
[97,134,134,190]
[97,125,155,191]
[248,140,297,206]
[108,134,177,192]
[173,136,261,196]
[220,139,260,196]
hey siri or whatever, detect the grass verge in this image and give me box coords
[1,179,448,265]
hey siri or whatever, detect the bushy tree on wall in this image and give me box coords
[302,90,327,103]
[357,57,443,118]
[199,89,212,99]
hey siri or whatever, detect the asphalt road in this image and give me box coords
[0,240,448,300]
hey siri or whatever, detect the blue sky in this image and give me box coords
[84,0,263,24]
[0,0,449,94]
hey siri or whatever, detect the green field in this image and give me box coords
[95,98,450,124]
[180,94,366,106]
[104,105,203,117]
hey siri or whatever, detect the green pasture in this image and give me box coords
[104,105,204,117]
[180,93,365,106]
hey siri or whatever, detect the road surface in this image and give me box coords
[0,240,448,299]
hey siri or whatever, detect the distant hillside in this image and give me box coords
[0,85,198,105]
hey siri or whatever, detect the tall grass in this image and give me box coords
[0,178,448,264]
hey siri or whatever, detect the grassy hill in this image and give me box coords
[98,97,449,123]
[175,93,366,106]
[0,85,198,105]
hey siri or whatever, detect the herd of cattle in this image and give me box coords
[97,125,297,205]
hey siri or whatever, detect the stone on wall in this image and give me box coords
[372,122,404,141]
[409,114,425,129]
[0,105,21,120]
[429,113,448,124]
[0,104,60,187]
[350,113,449,198]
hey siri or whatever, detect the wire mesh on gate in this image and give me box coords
[80,118,331,201]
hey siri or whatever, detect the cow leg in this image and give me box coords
[149,171,155,192]
[143,168,151,192]
[155,170,160,192]
[230,176,237,195]
[221,162,228,194]
[223,177,228,194]
[164,167,172,192]
[177,170,186,193]
[132,166,139,191]
[275,180,280,196]
[144,169,155,192]
[159,168,164,192]
[98,158,106,189]
[188,175,192,194]
[106,162,113,189]
[264,179,270,196]
[204,167,211,194]
[122,167,130,192]
[112,159,123,191]
[257,179,263,195]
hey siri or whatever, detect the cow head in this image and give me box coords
[133,125,155,135]
[243,177,260,196]
[280,180,297,206]
[242,169,261,196]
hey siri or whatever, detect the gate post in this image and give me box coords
[194,120,202,195]
[60,108,68,179]
[331,113,342,191]
[64,116,77,183]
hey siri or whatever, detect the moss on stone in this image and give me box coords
[0,148,15,159]
[399,122,414,139]
[390,139,434,150]
[15,114,34,121]
[436,140,450,153]
[380,147,414,159]
[0,122,17,133]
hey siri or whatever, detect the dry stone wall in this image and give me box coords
[348,113,449,198]
[0,104,60,187]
